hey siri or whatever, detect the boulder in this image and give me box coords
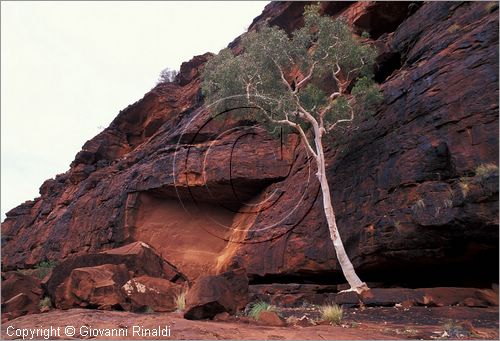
[213,311,231,322]
[218,268,249,310]
[45,241,185,301]
[55,263,129,310]
[184,275,236,320]
[121,276,183,312]
[258,310,286,327]
[1,272,43,321]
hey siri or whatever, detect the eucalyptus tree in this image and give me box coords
[202,4,381,296]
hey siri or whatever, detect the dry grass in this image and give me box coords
[475,163,498,179]
[320,304,343,325]
[175,290,187,311]
[39,296,52,310]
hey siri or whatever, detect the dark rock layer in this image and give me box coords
[2,2,498,289]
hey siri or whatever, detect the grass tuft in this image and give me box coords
[175,290,187,311]
[34,260,58,280]
[320,304,343,325]
[475,163,498,179]
[248,301,275,320]
[39,296,52,310]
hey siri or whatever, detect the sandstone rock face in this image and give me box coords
[1,272,43,321]
[121,276,183,312]
[215,1,500,286]
[2,1,498,293]
[55,264,129,310]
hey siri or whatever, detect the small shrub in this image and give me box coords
[320,304,343,325]
[39,296,52,310]
[248,301,275,320]
[34,260,57,280]
[175,290,187,311]
[474,163,498,179]
[157,68,178,84]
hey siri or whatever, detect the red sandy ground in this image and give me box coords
[1,307,498,340]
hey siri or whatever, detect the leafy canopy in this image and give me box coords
[201,4,382,137]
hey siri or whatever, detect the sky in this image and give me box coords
[1,1,267,219]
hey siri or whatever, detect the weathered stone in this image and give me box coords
[45,241,184,301]
[258,311,286,327]
[184,275,236,320]
[1,272,43,321]
[1,1,498,292]
[213,311,231,322]
[121,276,183,312]
[218,268,249,310]
[55,264,129,310]
[331,287,499,308]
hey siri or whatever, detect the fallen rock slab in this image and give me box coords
[121,276,183,312]
[218,268,249,310]
[55,263,130,310]
[45,241,185,301]
[184,275,236,320]
[1,272,43,321]
[258,310,286,327]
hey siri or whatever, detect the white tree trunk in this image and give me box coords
[313,131,369,295]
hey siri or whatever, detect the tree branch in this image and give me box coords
[295,60,318,92]
[273,118,318,158]
[327,101,355,132]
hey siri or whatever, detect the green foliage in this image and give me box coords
[175,290,187,311]
[248,301,276,320]
[201,4,381,138]
[320,304,343,325]
[34,260,58,280]
[39,296,52,310]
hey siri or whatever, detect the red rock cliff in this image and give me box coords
[2,2,498,287]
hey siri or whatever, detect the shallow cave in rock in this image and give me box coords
[374,51,402,83]
[353,2,421,40]
[249,245,499,289]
